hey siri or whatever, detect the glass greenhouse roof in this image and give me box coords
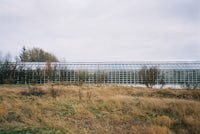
[15,61,200,71]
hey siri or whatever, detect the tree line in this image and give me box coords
[20,46,58,62]
[0,46,58,84]
[0,47,199,89]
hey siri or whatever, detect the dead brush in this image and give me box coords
[78,88,83,102]
[156,115,172,127]
[0,107,7,122]
[87,90,92,102]
[131,125,173,134]
[50,84,61,98]
[20,85,46,96]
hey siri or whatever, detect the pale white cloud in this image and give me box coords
[0,0,199,61]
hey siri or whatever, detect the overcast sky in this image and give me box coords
[0,0,200,61]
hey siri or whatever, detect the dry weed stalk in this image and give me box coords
[87,90,92,103]
[78,88,82,102]
[0,107,7,121]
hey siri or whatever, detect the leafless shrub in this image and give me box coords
[50,84,61,98]
[87,91,92,102]
[20,86,46,96]
[139,66,160,88]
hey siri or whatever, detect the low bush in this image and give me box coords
[50,85,61,98]
[20,86,46,96]
[156,115,172,127]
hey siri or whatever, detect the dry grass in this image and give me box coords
[0,84,200,134]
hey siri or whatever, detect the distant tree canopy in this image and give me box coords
[0,53,17,84]
[19,46,59,62]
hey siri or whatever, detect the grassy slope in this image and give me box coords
[0,84,200,134]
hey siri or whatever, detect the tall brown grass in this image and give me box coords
[0,84,200,134]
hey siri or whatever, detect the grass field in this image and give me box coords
[0,84,200,134]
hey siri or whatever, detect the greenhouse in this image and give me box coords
[0,61,200,88]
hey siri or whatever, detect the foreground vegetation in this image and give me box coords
[0,84,200,134]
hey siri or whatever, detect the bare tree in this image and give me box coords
[139,66,160,88]
[0,53,17,84]
[78,70,89,85]
[45,58,52,83]
[94,71,106,86]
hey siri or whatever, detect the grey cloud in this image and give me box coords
[0,0,199,61]
[161,0,200,21]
